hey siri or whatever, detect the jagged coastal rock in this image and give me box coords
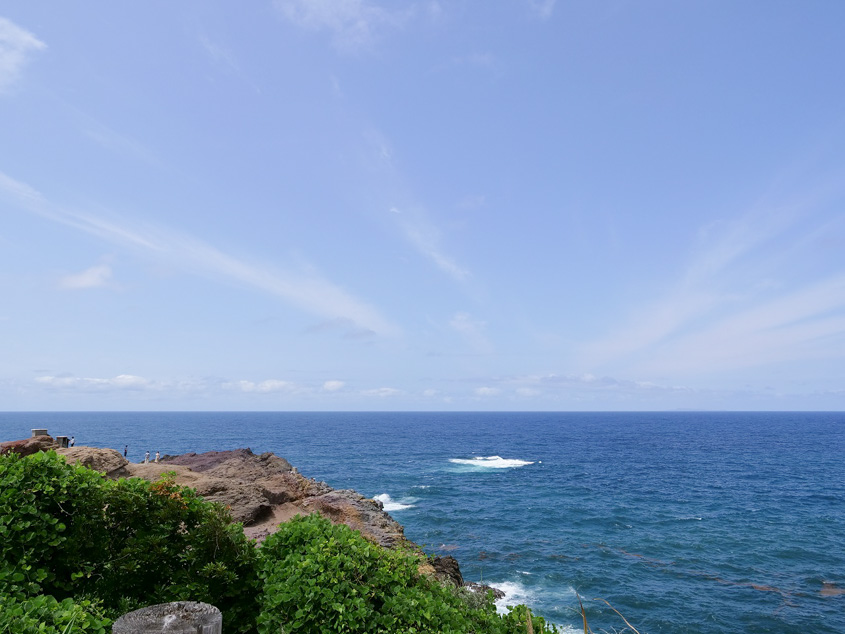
[53,445,409,549]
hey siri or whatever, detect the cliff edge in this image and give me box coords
[55,445,410,549]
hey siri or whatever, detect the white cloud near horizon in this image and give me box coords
[35,374,411,399]
[0,17,45,92]
[36,374,152,391]
[1,170,401,338]
[506,372,693,394]
[275,0,412,51]
[59,264,113,290]
[361,386,400,397]
[224,379,300,393]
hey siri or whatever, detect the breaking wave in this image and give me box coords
[449,456,534,469]
[493,581,578,633]
[374,493,417,511]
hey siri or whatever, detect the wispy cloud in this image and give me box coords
[0,17,46,92]
[635,274,845,376]
[403,222,471,282]
[275,0,413,51]
[322,380,345,391]
[449,311,491,352]
[82,120,159,165]
[527,0,557,20]
[199,33,240,74]
[1,170,400,337]
[362,126,472,284]
[457,194,487,210]
[304,317,377,339]
[197,32,261,92]
[59,264,113,290]
[578,185,845,378]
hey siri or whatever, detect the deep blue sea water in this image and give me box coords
[2,411,843,634]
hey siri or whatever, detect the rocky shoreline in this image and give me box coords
[1,436,500,597]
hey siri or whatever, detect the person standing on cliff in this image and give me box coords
[124,445,128,457]
[154,451,160,463]
[69,436,75,447]
[144,451,150,464]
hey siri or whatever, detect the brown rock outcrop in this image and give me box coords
[1,435,58,457]
[161,448,292,474]
[57,447,130,478]
[299,489,408,549]
[119,448,407,547]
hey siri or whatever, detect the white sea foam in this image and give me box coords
[493,581,538,614]
[449,455,534,469]
[374,493,416,511]
[493,581,579,633]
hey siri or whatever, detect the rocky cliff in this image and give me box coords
[55,445,410,549]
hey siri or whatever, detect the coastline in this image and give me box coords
[2,436,488,596]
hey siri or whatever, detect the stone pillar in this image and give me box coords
[112,602,221,633]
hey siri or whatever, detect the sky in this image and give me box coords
[2,1,845,411]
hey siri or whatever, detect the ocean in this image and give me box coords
[1,411,843,633]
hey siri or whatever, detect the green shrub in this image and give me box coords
[0,452,259,634]
[0,594,110,634]
[0,449,107,600]
[256,514,558,634]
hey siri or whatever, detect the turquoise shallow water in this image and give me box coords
[2,411,843,633]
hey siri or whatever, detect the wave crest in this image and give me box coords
[374,493,416,511]
[449,455,534,469]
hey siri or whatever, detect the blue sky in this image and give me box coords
[2,1,845,411]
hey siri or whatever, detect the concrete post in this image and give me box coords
[112,602,222,634]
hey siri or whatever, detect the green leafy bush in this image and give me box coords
[0,452,259,634]
[0,594,110,634]
[257,514,558,634]
[0,449,107,600]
